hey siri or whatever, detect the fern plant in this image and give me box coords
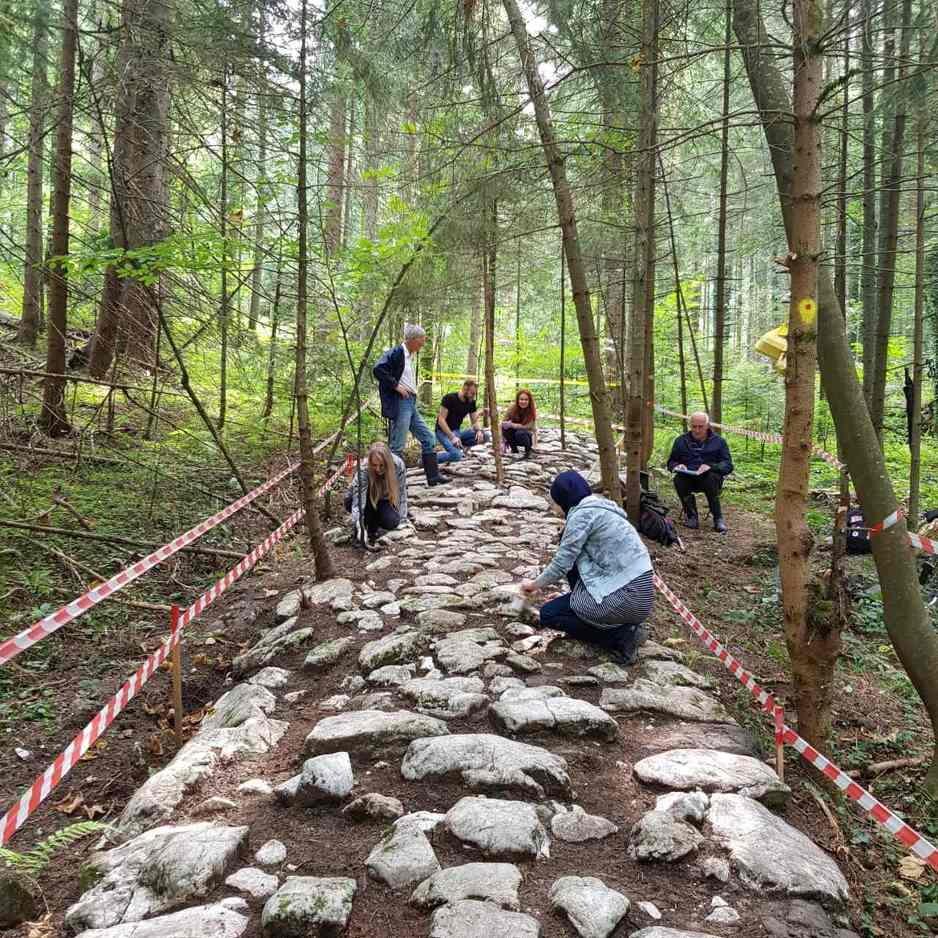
[0,821,107,876]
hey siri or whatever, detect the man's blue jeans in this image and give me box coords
[389,395,436,456]
[539,567,631,650]
[436,427,489,463]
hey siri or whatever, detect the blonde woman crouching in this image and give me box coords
[345,442,408,546]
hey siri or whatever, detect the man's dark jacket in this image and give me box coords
[667,429,734,476]
[373,345,405,419]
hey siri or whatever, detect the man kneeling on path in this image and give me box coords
[519,471,653,665]
[373,323,448,486]
[436,379,489,463]
[667,411,734,533]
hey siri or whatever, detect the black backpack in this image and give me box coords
[638,490,682,548]
[845,507,871,555]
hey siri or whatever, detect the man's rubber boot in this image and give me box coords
[422,451,449,486]
[714,517,728,534]
[681,496,699,529]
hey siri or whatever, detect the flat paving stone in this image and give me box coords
[304,637,356,671]
[549,876,629,938]
[261,876,356,937]
[400,677,489,719]
[304,709,449,756]
[224,867,279,900]
[630,930,721,938]
[600,680,733,723]
[73,904,248,938]
[411,862,522,910]
[634,749,789,806]
[429,899,541,938]
[366,820,440,890]
[637,722,755,756]
[490,696,619,740]
[359,632,429,672]
[551,806,619,843]
[629,810,703,862]
[445,796,549,859]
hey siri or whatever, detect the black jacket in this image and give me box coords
[373,345,406,419]
[667,429,734,476]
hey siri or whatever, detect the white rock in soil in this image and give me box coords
[260,876,356,937]
[412,863,523,910]
[489,676,526,695]
[417,608,469,630]
[655,790,710,824]
[64,823,248,932]
[639,722,755,757]
[400,676,489,719]
[320,693,350,711]
[366,555,394,572]
[636,901,663,920]
[342,793,405,821]
[193,796,238,816]
[288,751,354,804]
[247,667,291,689]
[631,930,721,938]
[483,661,515,679]
[72,903,248,938]
[707,793,850,906]
[600,680,732,723]
[628,810,703,862]
[416,572,459,587]
[362,590,397,608]
[304,636,356,671]
[255,839,287,867]
[435,638,504,674]
[237,778,273,797]
[699,856,731,882]
[220,896,249,913]
[367,664,417,686]
[551,806,619,843]
[225,867,279,900]
[489,696,619,741]
[498,685,566,701]
[233,625,314,674]
[548,876,629,938]
[447,626,501,644]
[445,796,549,860]
[641,659,714,689]
[382,602,402,616]
[587,662,632,684]
[394,811,447,833]
[428,899,542,938]
[284,690,308,704]
[401,733,571,798]
[705,901,740,925]
[505,652,542,674]
[201,683,277,731]
[305,709,449,756]
[276,578,354,620]
[635,749,790,806]
[366,821,441,890]
[359,632,430,672]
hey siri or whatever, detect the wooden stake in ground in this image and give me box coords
[502,0,621,505]
[170,606,184,747]
[484,199,504,485]
[294,0,334,580]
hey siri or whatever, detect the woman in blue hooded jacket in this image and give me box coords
[520,471,654,664]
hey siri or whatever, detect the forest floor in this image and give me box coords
[1,433,936,937]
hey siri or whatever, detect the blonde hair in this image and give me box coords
[367,442,399,509]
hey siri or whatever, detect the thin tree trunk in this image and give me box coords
[777,0,832,747]
[869,0,913,437]
[248,93,267,332]
[502,0,621,504]
[484,200,504,485]
[40,0,78,436]
[908,103,926,528]
[625,0,658,515]
[296,0,335,579]
[342,94,355,249]
[711,0,731,424]
[860,0,877,406]
[19,1,49,347]
[834,10,850,329]
[324,91,346,255]
[218,70,229,430]
[262,265,282,420]
[466,257,483,377]
[735,0,938,790]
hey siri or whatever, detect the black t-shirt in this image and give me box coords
[438,392,477,433]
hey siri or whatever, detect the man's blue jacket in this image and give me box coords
[667,429,734,476]
[373,345,405,419]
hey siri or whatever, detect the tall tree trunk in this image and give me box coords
[324,90,346,255]
[908,99,926,528]
[418,309,435,406]
[262,264,282,420]
[869,0,913,437]
[859,0,877,406]
[834,11,850,324]
[466,257,483,377]
[18,0,49,347]
[711,0,731,424]
[777,0,833,746]
[734,0,938,791]
[484,201,504,485]
[626,0,657,515]
[40,0,78,436]
[362,96,379,241]
[502,0,621,504]
[296,0,335,579]
[248,93,267,332]
[218,70,229,430]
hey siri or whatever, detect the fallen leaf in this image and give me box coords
[146,734,164,757]
[83,802,107,820]
[53,791,84,815]
[899,854,926,881]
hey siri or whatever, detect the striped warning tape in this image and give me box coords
[0,456,354,846]
[654,571,938,872]
[0,412,364,670]
[868,508,938,555]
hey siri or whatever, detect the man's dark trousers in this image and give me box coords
[673,470,724,521]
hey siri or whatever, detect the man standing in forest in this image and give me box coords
[667,412,734,533]
[436,379,488,463]
[373,324,449,486]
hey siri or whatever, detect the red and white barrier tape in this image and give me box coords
[654,571,938,872]
[868,509,938,555]
[0,464,295,668]
[654,406,845,472]
[0,456,354,846]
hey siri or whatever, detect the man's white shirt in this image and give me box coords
[399,343,418,396]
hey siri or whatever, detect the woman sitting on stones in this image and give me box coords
[520,470,653,664]
[345,442,408,546]
[501,388,538,458]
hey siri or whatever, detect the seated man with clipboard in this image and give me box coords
[667,412,734,533]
